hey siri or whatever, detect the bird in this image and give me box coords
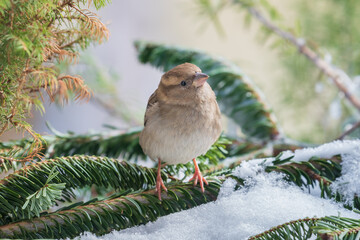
[139,63,222,200]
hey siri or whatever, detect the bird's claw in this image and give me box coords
[189,170,208,192]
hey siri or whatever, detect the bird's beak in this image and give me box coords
[193,72,209,87]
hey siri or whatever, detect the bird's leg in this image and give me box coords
[189,158,208,192]
[156,158,167,200]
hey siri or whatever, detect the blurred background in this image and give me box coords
[2,0,359,143]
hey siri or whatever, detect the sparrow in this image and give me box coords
[139,63,222,200]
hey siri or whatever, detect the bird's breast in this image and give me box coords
[140,101,221,165]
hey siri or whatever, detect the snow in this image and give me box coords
[280,139,360,162]
[332,147,360,204]
[280,139,360,202]
[232,158,273,179]
[76,140,360,240]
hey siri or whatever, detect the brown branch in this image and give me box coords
[0,59,31,136]
[304,168,331,185]
[59,0,73,8]
[336,120,360,140]
[0,121,10,137]
[9,0,15,29]
[319,226,360,240]
[246,7,360,111]
[47,0,73,27]
[69,3,88,18]
[60,36,83,49]
[16,59,31,94]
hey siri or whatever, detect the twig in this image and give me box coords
[69,3,88,18]
[0,182,219,238]
[60,37,83,49]
[337,120,360,140]
[248,217,319,240]
[0,59,31,136]
[246,7,360,111]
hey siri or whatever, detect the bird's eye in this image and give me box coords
[180,81,187,86]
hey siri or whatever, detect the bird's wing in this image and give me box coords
[144,89,158,126]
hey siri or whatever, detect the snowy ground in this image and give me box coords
[78,140,360,240]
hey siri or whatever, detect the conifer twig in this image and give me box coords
[246,7,360,111]
[0,183,219,238]
[248,217,319,240]
[336,120,360,140]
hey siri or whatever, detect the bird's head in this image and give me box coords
[158,63,210,106]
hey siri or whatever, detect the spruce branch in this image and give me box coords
[313,216,360,240]
[0,149,359,238]
[245,6,360,111]
[0,128,145,172]
[0,155,161,224]
[0,129,233,176]
[0,182,221,239]
[265,154,360,211]
[267,156,342,198]
[250,215,360,240]
[21,167,66,218]
[248,217,318,240]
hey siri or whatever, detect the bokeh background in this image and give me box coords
[3,0,359,143]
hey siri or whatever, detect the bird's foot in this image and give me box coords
[189,159,208,192]
[156,174,167,200]
[156,158,167,201]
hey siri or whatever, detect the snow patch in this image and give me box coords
[280,140,360,162]
[280,139,360,201]
[77,171,358,240]
[76,140,360,240]
[232,157,273,179]
[217,178,237,198]
[332,147,360,204]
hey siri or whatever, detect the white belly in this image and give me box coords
[140,105,221,165]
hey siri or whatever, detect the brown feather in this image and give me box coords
[139,63,222,165]
[144,90,158,126]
